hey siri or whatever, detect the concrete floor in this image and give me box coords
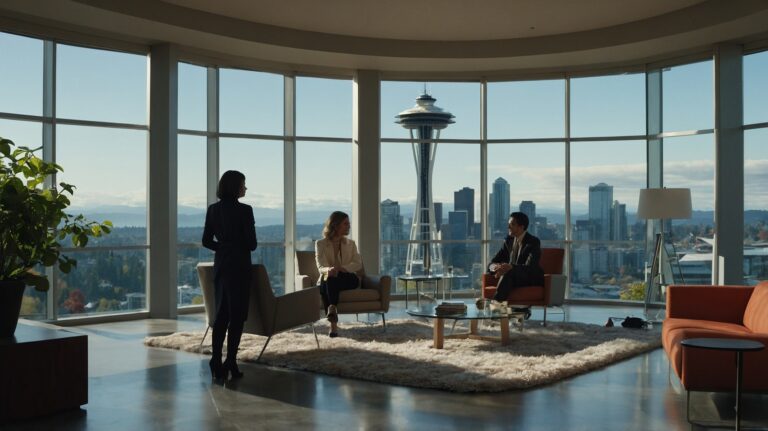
[4,302,767,431]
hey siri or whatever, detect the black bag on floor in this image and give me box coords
[620,316,647,329]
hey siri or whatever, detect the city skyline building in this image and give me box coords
[520,200,537,235]
[454,186,474,237]
[589,182,613,241]
[380,199,404,277]
[489,177,510,238]
[611,200,628,241]
[446,210,469,272]
[396,93,454,275]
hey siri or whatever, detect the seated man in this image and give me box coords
[488,212,544,318]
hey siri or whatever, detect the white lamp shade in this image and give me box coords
[637,188,692,219]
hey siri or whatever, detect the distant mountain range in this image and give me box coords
[70,205,768,228]
[71,205,340,227]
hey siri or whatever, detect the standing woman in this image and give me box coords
[315,211,362,337]
[202,170,257,380]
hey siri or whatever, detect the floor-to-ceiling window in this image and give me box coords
[4,26,764,322]
[660,60,715,286]
[743,49,768,284]
[1,32,149,320]
[380,81,482,295]
[486,79,566,290]
[176,69,352,298]
[218,68,286,293]
[295,76,353,252]
[0,32,46,318]
[568,72,646,301]
[378,63,729,303]
[176,62,209,307]
[54,43,149,317]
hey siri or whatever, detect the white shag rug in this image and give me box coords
[145,319,661,392]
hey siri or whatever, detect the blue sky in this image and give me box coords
[1,31,768,225]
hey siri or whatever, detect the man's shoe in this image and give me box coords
[512,306,532,320]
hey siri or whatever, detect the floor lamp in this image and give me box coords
[637,188,692,319]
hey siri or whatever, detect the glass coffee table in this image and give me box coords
[406,302,526,349]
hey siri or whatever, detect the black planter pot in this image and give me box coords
[0,279,26,338]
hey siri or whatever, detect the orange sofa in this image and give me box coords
[481,248,566,325]
[663,281,768,392]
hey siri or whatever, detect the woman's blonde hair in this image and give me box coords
[322,211,349,239]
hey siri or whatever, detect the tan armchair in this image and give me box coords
[295,250,391,329]
[197,262,322,360]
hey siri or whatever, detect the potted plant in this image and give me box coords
[0,137,112,337]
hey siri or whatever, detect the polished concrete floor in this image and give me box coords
[4,302,767,431]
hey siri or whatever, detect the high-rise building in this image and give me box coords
[519,200,536,235]
[447,210,469,240]
[454,187,474,237]
[396,94,454,275]
[446,210,469,269]
[611,200,628,241]
[381,199,402,241]
[489,177,510,237]
[573,220,594,283]
[588,183,613,241]
[434,202,443,232]
[381,199,403,276]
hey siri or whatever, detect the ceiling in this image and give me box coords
[162,0,703,41]
[0,0,767,76]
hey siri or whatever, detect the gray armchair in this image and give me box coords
[197,262,323,360]
[295,250,391,329]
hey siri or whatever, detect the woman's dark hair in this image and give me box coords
[509,211,530,230]
[323,211,349,239]
[217,170,245,200]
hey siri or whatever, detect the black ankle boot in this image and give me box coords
[209,356,223,380]
[223,359,244,380]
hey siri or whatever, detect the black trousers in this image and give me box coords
[319,272,359,309]
[493,266,537,302]
[211,288,244,362]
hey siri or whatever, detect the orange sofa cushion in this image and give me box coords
[666,285,753,324]
[743,281,768,333]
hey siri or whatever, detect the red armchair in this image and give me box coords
[481,248,566,325]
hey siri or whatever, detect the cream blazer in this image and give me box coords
[315,237,363,281]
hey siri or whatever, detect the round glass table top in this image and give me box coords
[406,302,525,320]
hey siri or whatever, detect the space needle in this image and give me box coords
[395,93,454,276]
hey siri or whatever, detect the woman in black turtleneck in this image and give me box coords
[202,170,257,381]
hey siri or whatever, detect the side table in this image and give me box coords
[398,275,443,309]
[680,337,765,431]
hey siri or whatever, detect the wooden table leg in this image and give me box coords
[500,317,510,346]
[434,317,444,349]
[470,319,478,335]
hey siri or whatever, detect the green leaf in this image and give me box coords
[0,139,11,157]
[22,272,50,292]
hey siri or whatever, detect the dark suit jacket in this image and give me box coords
[202,198,258,322]
[488,232,545,286]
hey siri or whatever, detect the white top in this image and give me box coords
[315,237,363,279]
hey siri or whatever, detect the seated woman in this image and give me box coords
[315,211,362,337]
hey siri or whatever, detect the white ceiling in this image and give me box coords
[0,0,767,75]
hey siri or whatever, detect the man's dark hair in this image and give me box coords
[217,170,245,200]
[510,211,529,230]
